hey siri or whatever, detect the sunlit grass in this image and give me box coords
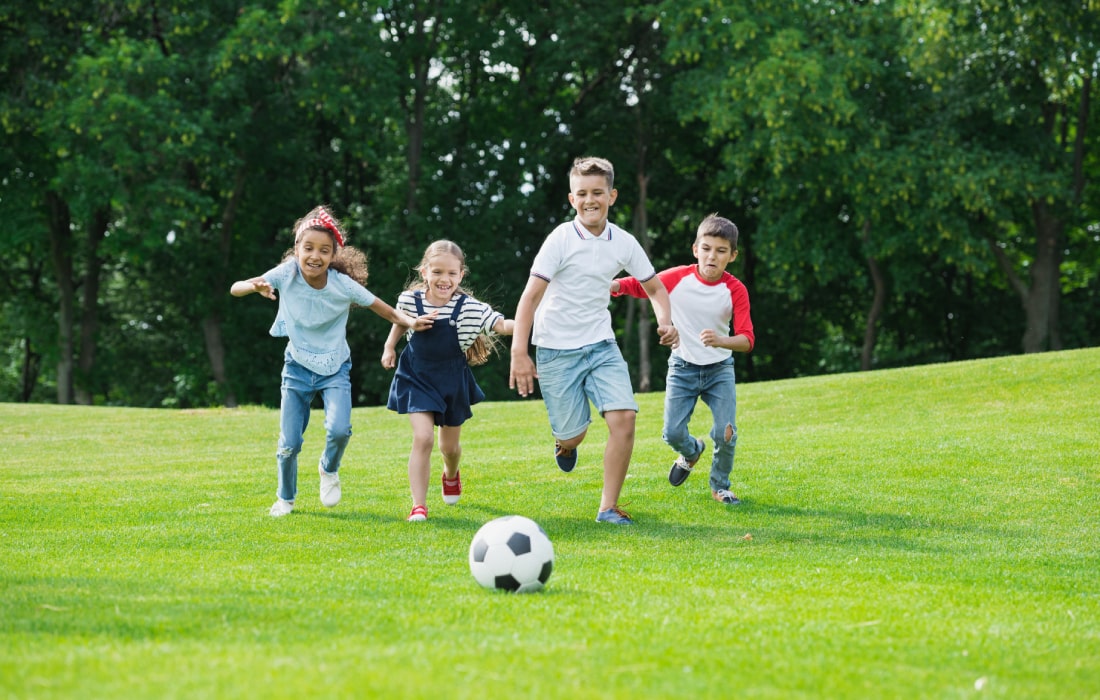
[2,348,1098,699]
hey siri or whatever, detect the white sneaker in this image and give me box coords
[269,499,294,517]
[319,466,341,507]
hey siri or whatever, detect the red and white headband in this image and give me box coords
[296,210,345,247]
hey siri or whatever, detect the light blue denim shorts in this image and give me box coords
[535,339,638,440]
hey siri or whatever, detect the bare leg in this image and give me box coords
[556,427,587,453]
[438,425,463,479]
[407,412,436,507]
[600,410,636,511]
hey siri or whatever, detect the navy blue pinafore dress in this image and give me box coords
[386,292,485,427]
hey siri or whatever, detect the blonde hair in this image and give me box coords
[408,240,502,366]
[282,205,368,285]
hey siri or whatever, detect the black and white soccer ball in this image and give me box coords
[468,515,554,593]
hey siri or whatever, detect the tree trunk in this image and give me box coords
[860,221,885,371]
[203,166,245,408]
[405,84,425,219]
[203,316,236,407]
[46,191,75,404]
[21,336,40,402]
[74,207,109,405]
[1021,200,1063,353]
[633,150,653,392]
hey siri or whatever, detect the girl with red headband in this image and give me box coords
[231,205,436,517]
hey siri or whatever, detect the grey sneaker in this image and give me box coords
[269,499,294,517]
[596,506,633,525]
[712,489,741,505]
[669,438,704,487]
[319,465,341,507]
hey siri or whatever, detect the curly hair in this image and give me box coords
[407,240,502,366]
[282,205,369,286]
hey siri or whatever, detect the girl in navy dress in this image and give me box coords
[382,240,514,522]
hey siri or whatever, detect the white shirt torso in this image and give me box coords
[529,219,655,349]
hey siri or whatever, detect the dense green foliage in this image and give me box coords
[1,1,1097,407]
[2,348,1097,698]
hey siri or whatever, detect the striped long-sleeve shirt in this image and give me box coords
[395,290,504,351]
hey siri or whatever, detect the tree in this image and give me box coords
[900,0,1100,352]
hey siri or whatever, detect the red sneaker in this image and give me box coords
[407,504,428,522]
[442,471,462,505]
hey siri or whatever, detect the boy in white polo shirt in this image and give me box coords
[612,214,754,505]
[510,156,679,525]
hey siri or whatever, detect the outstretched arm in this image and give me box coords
[641,276,679,348]
[368,298,437,332]
[493,317,515,336]
[230,277,275,300]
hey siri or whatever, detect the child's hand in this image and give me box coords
[510,354,538,397]
[232,277,275,299]
[699,329,724,347]
[381,347,397,369]
[609,280,620,294]
[252,279,276,300]
[657,324,679,348]
[407,310,438,331]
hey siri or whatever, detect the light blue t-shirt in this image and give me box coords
[263,260,377,376]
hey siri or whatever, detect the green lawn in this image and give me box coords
[2,348,1098,699]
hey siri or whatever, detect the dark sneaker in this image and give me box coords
[712,489,741,505]
[554,442,577,473]
[442,471,461,505]
[596,506,633,525]
[669,437,704,487]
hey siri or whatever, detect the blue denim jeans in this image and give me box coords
[662,355,738,491]
[276,352,353,502]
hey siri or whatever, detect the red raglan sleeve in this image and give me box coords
[614,267,685,299]
[612,275,648,298]
[729,278,755,350]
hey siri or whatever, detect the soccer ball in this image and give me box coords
[468,515,554,593]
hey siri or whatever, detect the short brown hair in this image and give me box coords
[696,214,739,250]
[569,156,615,190]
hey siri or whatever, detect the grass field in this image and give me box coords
[2,348,1098,699]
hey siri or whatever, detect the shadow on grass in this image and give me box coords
[287,493,1018,559]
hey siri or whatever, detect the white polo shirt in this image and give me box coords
[530,218,656,349]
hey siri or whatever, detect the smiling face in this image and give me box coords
[295,228,336,288]
[692,234,737,282]
[568,173,618,236]
[421,252,465,306]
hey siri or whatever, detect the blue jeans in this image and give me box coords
[276,352,353,502]
[662,355,738,491]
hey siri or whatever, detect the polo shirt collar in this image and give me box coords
[571,218,613,240]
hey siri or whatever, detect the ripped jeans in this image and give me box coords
[275,352,353,502]
[662,355,738,492]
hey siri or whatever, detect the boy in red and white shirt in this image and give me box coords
[612,214,754,505]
